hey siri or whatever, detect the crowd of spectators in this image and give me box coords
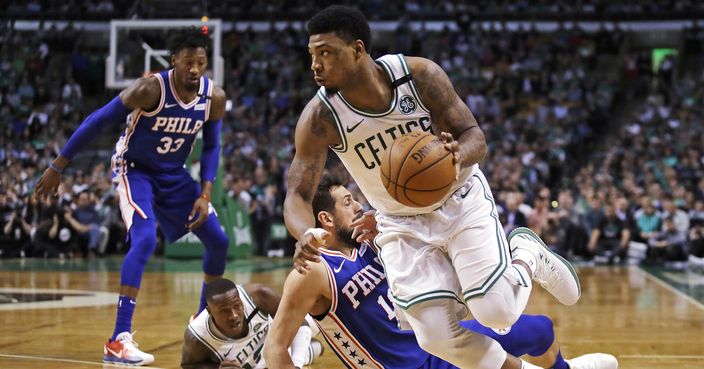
[497,53,703,266]
[0,26,124,259]
[569,70,704,265]
[225,0,704,21]
[1,19,702,268]
[4,0,704,20]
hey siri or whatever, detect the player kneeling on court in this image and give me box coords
[181,278,323,369]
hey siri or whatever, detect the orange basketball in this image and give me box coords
[380,131,457,207]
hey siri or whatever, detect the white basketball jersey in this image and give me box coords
[187,285,271,369]
[318,54,476,216]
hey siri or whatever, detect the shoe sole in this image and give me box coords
[508,227,581,303]
[103,356,144,366]
[103,354,152,366]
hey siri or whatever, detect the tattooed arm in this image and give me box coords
[284,98,341,273]
[407,57,487,168]
[181,328,222,369]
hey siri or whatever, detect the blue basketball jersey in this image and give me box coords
[112,69,214,174]
[316,243,430,369]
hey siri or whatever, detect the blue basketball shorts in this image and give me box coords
[113,166,216,242]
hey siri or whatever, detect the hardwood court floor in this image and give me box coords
[0,258,703,369]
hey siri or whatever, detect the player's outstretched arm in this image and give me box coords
[198,86,227,189]
[34,77,160,200]
[406,57,487,169]
[180,327,221,369]
[263,264,328,369]
[188,86,227,231]
[284,99,340,273]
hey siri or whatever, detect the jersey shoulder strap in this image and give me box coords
[376,54,414,88]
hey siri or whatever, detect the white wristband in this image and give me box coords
[304,228,327,245]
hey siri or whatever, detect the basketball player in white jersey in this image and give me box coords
[283,6,581,369]
[181,278,322,369]
[266,174,617,369]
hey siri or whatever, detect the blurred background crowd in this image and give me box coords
[4,0,704,20]
[0,2,702,268]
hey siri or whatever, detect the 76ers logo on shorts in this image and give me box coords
[399,95,417,115]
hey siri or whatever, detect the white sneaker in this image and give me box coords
[103,331,155,366]
[566,353,618,369]
[508,227,581,305]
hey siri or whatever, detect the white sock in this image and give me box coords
[306,339,324,365]
[289,325,312,368]
[512,247,537,277]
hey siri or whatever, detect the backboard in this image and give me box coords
[106,19,223,89]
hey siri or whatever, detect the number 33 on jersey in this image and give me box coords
[112,69,214,173]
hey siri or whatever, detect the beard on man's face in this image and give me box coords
[333,212,363,248]
[335,225,356,249]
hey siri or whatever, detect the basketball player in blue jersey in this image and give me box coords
[265,175,618,369]
[34,28,229,366]
[284,6,582,369]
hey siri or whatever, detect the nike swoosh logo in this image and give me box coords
[106,347,123,357]
[346,119,364,133]
[224,346,233,357]
[164,103,178,108]
[333,260,346,273]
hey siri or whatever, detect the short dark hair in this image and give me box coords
[205,278,237,302]
[312,174,345,228]
[307,5,372,53]
[168,27,211,57]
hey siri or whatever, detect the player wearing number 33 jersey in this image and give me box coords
[109,66,218,239]
[112,68,212,173]
[33,28,230,366]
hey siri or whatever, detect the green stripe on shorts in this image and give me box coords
[462,174,509,301]
[375,244,464,310]
[392,289,465,309]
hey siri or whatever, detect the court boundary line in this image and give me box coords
[0,287,118,311]
[620,354,704,359]
[639,266,704,312]
[0,353,167,368]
